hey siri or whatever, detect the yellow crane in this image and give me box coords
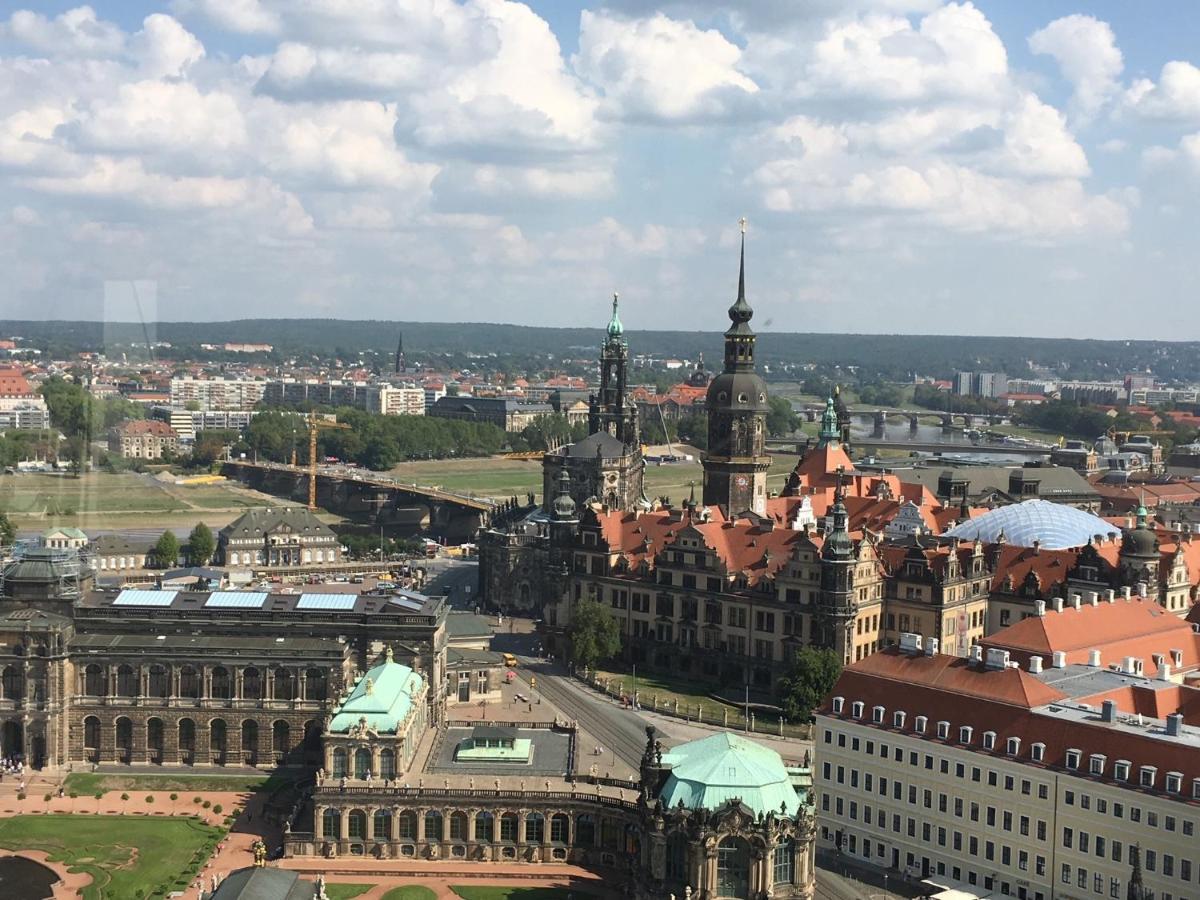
[306,412,352,510]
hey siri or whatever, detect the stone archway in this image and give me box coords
[1,720,23,759]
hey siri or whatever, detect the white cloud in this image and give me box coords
[172,0,280,35]
[1125,60,1200,121]
[129,14,204,79]
[574,11,758,122]
[2,6,125,57]
[1028,15,1123,118]
[468,163,612,197]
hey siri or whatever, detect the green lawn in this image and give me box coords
[0,472,185,516]
[381,888,438,900]
[326,885,376,900]
[64,772,274,794]
[452,889,595,900]
[0,814,223,900]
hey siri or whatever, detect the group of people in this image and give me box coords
[0,755,25,788]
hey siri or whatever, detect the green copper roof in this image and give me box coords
[818,396,840,447]
[659,732,802,817]
[328,656,423,734]
[606,292,623,338]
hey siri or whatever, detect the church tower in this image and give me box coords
[588,293,639,446]
[702,220,771,515]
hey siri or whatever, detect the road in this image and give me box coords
[422,558,480,610]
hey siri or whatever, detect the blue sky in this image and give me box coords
[1,1,1200,339]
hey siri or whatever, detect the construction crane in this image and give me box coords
[306,412,352,510]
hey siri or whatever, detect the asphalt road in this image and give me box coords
[421,558,480,610]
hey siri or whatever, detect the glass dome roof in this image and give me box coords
[945,499,1119,550]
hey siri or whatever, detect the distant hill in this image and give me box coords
[4,319,1198,382]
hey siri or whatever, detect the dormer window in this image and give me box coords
[1115,760,1131,782]
[832,696,844,714]
[959,726,973,744]
[1140,766,1157,788]
[1065,749,1081,770]
[1192,778,1200,800]
[914,715,927,734]
[937,721,950,740]
[893,711,906,729]
[851,701,864,719]
[1006,737,1021,756]
[1031,743,1045,763]
[872,705,885,724]
[1166,772,1183,794]
[982,731,996,751]
[1089,754,1106,776]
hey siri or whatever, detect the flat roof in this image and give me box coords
[80,588,442,619]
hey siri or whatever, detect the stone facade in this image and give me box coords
[218,507,342,569]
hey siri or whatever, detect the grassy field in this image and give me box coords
[0,814,223,900]
[326,886,376,900]
[381,888,438,900]
[63,772,274,794]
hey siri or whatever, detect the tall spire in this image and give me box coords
[607,292,623,339]
[728,217,752,327]
[818,396,840,448]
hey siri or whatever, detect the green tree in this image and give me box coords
[566,598,622,670]
[151,530,180,569]
[0,510,15,546]
[187,522,215,565]
[776,646,843,722]
[765,396,800,437]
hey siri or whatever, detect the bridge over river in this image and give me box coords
[222,459,495,541]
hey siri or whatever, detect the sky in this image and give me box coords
[2,2,1200,339]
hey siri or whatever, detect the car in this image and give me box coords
[502,652,519,668]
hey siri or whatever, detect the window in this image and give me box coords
[1166,772,1183,794]
[937,721,950,739]
[773,838,795,885]
[982,731,996,750]
[1139,766,1157,788]
[959,726,973,744]
[1115,760,1131,781]
[1007,737,1021,755]
[1031,742,1045,762]
[893,711,906,728]
[1065,749,1081,769]
[1090,754,1106,776]
[914,715,927,733]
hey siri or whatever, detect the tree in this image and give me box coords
[0,511,14,547]
[151,531,180,569]
[776,647,843,722]
[765,396,800,437]
[187,522,215,566]
[566,598,622,670]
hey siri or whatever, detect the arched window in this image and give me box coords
[115,717,133,761]
[331,748,348,778]
[353,748,371,780]
[2,665,22,700]
[374,809,392,840]
[575,814,596,847]
[147,665,168,698]
[550,813,569,844]
[499,812,518,843]
[304,668,326,701]
[379,749,396,780]
[210,719,227,764]
[524,812,544,843]
[115,665,136,697]
[449,811,468,841]
[83,716,101,760]
[179,718,196,756]
[475,811,494,842]
[717,836,750,899]
[147,718,164,762]
[179,666,199,699]
[347,809,367,840]
[773,837,795,886]
[241,720,259,762]
[424,810,443,841]
[211,667,231,699]
[84,664,104,697]
[242,668,261,700]
[398,810,417,840]
[272,721,290,757]
[666,830,688,882]
[274,668,295,701]
[322,809,340,839]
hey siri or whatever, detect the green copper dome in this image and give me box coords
[818,396,840,447]
[659,732,802,817]
[328,654,423,734]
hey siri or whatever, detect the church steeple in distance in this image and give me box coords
[702,218,772,516]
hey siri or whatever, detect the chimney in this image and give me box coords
[1158,662,1172,681]
[1165,713,1183,737]
[1034,599,1046,617]
[969,645,984,664]
[900,633,923,655]
[926,637,939,657]
[1101,699,1117,723]
[985,648,1011,671]
[1071,595,1082,610]
[1088,649,1102,667]
[1052,597,1064,613]
[1087,591,1099,606]
[1029,655,1044,674]
[1136,581,1148,598]
[1122,656,1139,675]
[1052,650,1067,669]
[1121,586,1132,600]
[1104,588,1116,603]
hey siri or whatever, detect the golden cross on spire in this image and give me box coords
[739,216,747,234]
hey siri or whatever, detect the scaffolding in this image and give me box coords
[0,545,91,602]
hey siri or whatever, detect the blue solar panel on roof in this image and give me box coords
[945,499,1118,550]
[389,597,423,611]
[204,592,268,609]
[296,593,358,610]
[113,589,177,607]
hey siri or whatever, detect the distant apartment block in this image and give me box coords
[261,379,370,409]
[150,406,255,441]
[170,376,265,411]
[368,385,426,416]
[1129,387,1200,406]
[953,371,1008,399]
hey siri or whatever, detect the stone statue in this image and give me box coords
[315,768,325,787]
[315,873,328,900]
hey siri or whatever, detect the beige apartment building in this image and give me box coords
[816,602,1200,900]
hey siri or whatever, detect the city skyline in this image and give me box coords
[2,1,1200,338]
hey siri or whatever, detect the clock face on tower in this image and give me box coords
[736,476,748,487]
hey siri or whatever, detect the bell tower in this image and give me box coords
[589,293,638,447]
[702,219,772,515]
